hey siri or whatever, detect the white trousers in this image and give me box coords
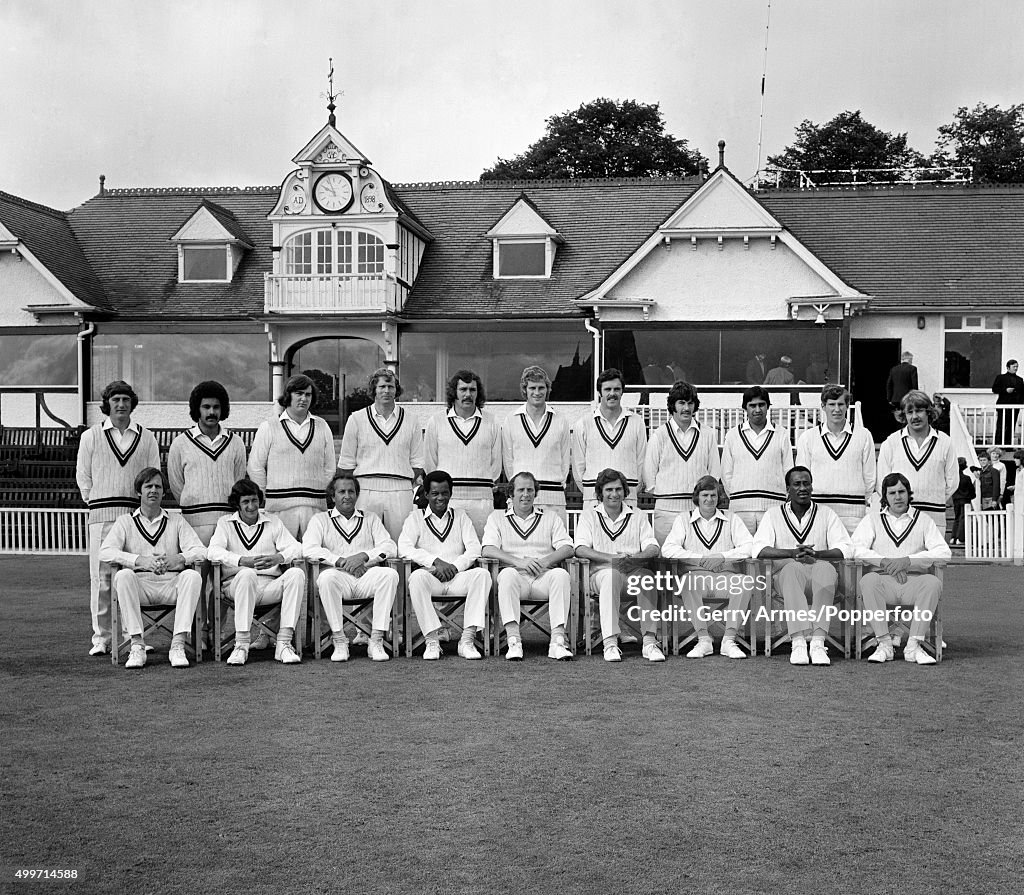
[589,564,658,641]
[449,497,493,537]
[274,504,319,540]
[860,571,941,639]
[88,520,116,647]
[359,486,413,544]
[226,566,306,632]
[496,566,571,629]
[774,559,838,638]
[681,570,751,636]
[113,567,202,637]
[407,567,489,635]
[317,566,399,638]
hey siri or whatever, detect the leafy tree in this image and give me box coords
[934,102,1024,184]
[480,98,705,180]
[767,110,926,184]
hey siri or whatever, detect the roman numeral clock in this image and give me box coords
[312,170,355,214]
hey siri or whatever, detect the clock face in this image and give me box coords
[313,171,354,214]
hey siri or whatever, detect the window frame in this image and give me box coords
[283,228,386,277]
[492,237,552,279]
[178,244,232,283]
[943,313,1004,389]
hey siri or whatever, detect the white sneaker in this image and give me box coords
[458,639,482,660]
[125,644,147,669]
[226,646,248,666]
[547,636,573,661]
[720,639,747,660]
[687,638,715,659]
[867,642,894,663]
[904,639,937,665]
[89,642,109,656]
[505,636,524,661]
[423,640,442,661]
[367,641,390,662]
[809,641,831,666]
[603,644,623,662]
[790,639,809,666]
[275,642,301,664]
[642,641,666,662]
[331,642,350,662]
[251,631,273,650]
[168,644,189,668]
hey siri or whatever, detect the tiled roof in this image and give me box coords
[66,188,277,317]
[0,190,106,307]
[392,178,701,318]
[760,185,1024,310]
[192,199,255,247]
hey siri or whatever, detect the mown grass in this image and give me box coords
[1,557,1021,895]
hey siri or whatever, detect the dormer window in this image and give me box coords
[487,194,562,280]
[171,199,253,284]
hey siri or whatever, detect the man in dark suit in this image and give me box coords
[992,359,1024,445]
[745,352,768,384]
[886,351,918,409]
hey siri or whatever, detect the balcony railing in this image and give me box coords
[265,272,399,314]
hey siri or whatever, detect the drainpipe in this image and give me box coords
[77,317,95,427]
[584,315,601,396]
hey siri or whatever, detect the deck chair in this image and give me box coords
[761,558,855,659]
[853,562,945,662]
[667,558,759,656]
[210,560,306,661]
[404,561,491,657]
[577,558,669,656]
[309,558,404,659]
[484,558,579,657]
[110,562,202,666]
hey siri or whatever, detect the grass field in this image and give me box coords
[2,556,1022,895]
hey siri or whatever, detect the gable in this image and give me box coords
[291,125,371,167]
[662,169,781,233]
[486,197,559,237]
[171,204,252,245]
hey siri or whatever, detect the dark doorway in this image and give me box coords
[851,338,901,439]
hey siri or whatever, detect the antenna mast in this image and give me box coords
[754,0,772,188]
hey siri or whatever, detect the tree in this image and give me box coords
[767,110,926,183]
[935,102,1024,184]
[480,98,705,180]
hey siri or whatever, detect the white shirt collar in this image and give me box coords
[230,510,270,526]
[371,404,399,422]
[596,502,634,521]
[329,508,364,520]
[593,405,632,421]
[741,418,775,434]
[900,425,935,442]
[670,417,699,435]
[279,410,316,425]
[882,506,915,522]
[422,506,453,522]
[103,418,140,434]
[132,508,168,522]
[505,505,541,519]
[514,403,550,417]
[191,423,229,440]
[820,421,853,437]
[447,407,482,420]
[689,508,728,523]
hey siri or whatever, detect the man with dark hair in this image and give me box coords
[207,479,306,665]
[644,381,721,544]
[248,373,336,539]
[500,366,571,522]
[481,471,575,661]
[339,368,423,543]
[795,384,875,534]
[76,379,160,655]
[100,467,206,669]
[752,466,853,666]
[398,469,491,660]
[574,468,662,663]
[877,390,958,532]
[992,360,1024,445]
[721,386,793,534]
[303,472,399,662]
[168,380,247,546]
[423,369,501,535]
[852,472,950,664]
[572,368,647,509]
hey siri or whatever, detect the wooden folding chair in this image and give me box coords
[309,559,405,659]
[577,558,669,656]
[853,562,945,662]
[404,561,491,658]
[761,558,855,659]
[110,562,203,666]
[484,558,579,657]
[210,560,306,661]
[667,558,759,656]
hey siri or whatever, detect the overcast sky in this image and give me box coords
[3,0,1022,210]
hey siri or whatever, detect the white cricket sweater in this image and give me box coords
[662,509,753,561]
[167,427,248,528]
[422,409,501,498]
[481,506,572,560]
[99,508,207,579]
[207,510,303,583]
[876,427,958,518]
[302,508,397,568]
[851,508,951,567]
[398,506,482,571]
[339,405,424,491]
[500,405,571,494]
[248,412,336,513]
[721,421,792,515]
[795,423,876,507]
[76,422,161,524]
[644,419,721,511]
[572,408,648,491]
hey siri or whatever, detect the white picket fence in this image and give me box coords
[0,508,90,555]
[964,507,1017,562]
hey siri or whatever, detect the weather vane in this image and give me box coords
[322,57,343,127]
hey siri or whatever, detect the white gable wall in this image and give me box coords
[603,237,837,322]
[0,251,70,326]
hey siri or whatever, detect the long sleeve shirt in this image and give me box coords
[338,405,423,487]
[752,502,854,559]
[302,508,397,568]
[876,427,958,517]
[481,507,572,561]
[721,420,792,509]
[573,503,658,559]
[422,409,501,495]
[398,507,481,572]
[207,510,303,581]
[795,422,876,505]
[572,408,647,492]
[643,419,721,510]
[167,426,247,528]
[76,420,161,524]
[99,509,207,579]
[247,411,336,511]
[500,405,571,493]
[662,509,753,561]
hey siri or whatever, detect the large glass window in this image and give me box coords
[91,332,266,401]
[0,333,77,385]
[289,338,385,433]
[944,314,1002,388]
[284,230,383,276]
[605,327,842,387]
[400,331,592,402]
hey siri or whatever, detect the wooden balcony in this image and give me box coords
[265,272,400,314]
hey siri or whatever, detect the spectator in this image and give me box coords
[764,355,796,386]
[886,351,918,410]
[972,451,1000,510]
[933,392,951,435]
[950,458,975,546]
[991,360,1024,446]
